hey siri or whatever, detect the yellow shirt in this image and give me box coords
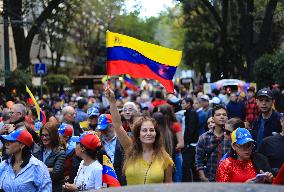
[125,154,174,185]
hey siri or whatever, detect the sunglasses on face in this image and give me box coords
[41,134,50,139]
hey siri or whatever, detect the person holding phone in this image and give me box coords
[216,128,274,183]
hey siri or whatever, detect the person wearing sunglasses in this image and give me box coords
[0,128,52,191]
[216,128,273,183]
[35,122,66,192]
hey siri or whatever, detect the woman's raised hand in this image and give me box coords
[104,86,116,103]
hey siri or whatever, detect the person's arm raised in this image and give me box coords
[104,87,132,151]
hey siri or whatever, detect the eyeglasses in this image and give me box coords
[10,111,21,115]
[41,134,50,139]
[123,108,134,112]
[236,143,255,150]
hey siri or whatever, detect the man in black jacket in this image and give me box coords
[251,88,282,147]
[181,97,199,182]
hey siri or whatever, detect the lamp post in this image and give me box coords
[3,0,10,73]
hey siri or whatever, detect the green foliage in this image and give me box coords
[5,69,32,93]
[111,12,160,44]
[43,74,70,86]
[255,51,284,88]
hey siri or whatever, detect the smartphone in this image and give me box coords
[253,173,267,183]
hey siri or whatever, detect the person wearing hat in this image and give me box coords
[245,87,260,127]
[97,114,126,185]
[200,95,210,114]
[251,88,282,146]
[63,132,103,191]
[0,128,52,191]
[58,124,76,179]
[87,107,100,130]
[216,128,273,183]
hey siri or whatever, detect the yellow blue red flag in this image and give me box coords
[106,31,182,93]
[102,155,121,187]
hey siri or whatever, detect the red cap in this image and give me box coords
[72,132,101,151]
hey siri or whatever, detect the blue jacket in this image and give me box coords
[0,155,52,192]
[251,110,282,146]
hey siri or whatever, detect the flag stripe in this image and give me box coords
[102,165,118,178]
[124,81,139,91]
[107,46,177,80]
[106,31,182,67]
[102,174,121,187]
[26,86,41,121]
[107,60,174,93]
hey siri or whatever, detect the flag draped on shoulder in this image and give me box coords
[106,31,182,93]
[102,155,121,187]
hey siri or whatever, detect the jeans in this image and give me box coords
[173,152,183,182]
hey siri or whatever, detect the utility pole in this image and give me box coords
[3,0,10,73]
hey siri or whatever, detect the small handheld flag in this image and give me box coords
[102,155,121,187]
[123,76,139,91]
[106,31,182,93]
[26,85,41,121]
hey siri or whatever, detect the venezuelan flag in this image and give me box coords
[124,76,139,91]
[102,155,121,187]
[106,31,182,93]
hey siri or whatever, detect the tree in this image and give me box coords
[67,0,125,75]
[8,0,67,70]
[179,0,284,82]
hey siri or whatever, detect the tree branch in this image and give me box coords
[200,0,223,30]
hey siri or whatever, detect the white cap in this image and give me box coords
[200,95,210,101]
[210,97,221,104]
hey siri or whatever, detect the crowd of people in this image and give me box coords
[0,84,283,191]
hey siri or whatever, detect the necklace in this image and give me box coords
[143,160,153,184]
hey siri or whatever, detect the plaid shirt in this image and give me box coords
[195,129,231,181]
[245,98,260,124]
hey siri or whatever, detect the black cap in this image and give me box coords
[256,88,273,99]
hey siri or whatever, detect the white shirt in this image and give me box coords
[74,160,103,191]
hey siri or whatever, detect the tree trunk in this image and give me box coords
[8,0,25,68]
[19,0,63,70]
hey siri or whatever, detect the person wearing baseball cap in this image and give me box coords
[0,128,52,191]
[252,88,282,146]
[87,107,100,130]
[58,124,76,178]
[216,128,273,183]
[96,114,126,185]
[63,132,103,191]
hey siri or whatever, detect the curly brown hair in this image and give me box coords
[123,116,169,172]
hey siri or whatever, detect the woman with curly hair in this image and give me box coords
[105,87,174,185]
